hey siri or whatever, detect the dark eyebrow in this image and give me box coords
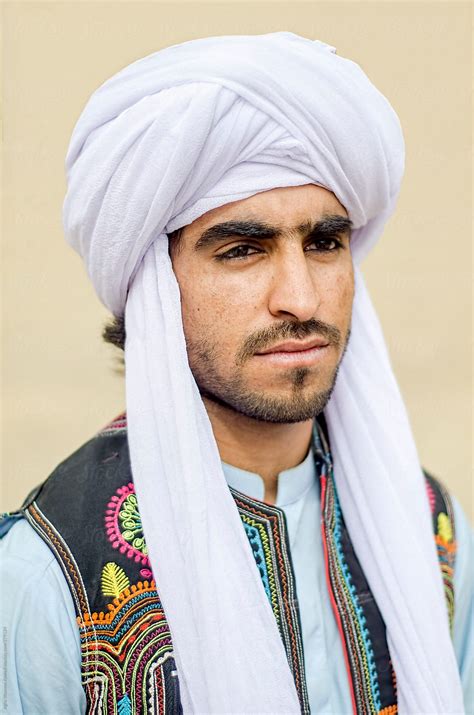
[193,214,352,251]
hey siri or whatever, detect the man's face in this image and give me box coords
[170,184,354,423]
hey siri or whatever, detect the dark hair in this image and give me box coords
[102,228,183,352]
[102,313,126,351]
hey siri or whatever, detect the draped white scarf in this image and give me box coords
[63,32,463,713]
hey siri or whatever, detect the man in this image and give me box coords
[1,32,472,714]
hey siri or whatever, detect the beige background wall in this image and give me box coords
[2,1,472,520]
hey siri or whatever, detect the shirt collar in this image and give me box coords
[222,443,316,507]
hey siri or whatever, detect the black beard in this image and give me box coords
[198,375,337,423]
[189,325,350,424]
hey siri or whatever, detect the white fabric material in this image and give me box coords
[62,32,464,713]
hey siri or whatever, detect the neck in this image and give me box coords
[202,397,314,505]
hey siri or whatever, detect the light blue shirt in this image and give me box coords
[1,451,472,714]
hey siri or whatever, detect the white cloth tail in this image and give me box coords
[125,239,301,713]
[325,268,464,713]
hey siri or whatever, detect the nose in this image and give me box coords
[267,248,320,322]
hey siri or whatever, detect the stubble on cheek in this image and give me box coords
[176,255,354,422]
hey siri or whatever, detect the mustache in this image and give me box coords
[236,319,343,365]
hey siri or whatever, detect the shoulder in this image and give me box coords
[38,412,130,499]
[1,412,129,525]
[0,411,132,604]
[422,469,459,545]
[422,469,472,545]
[2,413,130,521]
[1,412,151,629]
[422,469,471,577]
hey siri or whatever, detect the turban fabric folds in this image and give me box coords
[63,33,463,713]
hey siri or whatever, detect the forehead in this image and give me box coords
[181,184,347,238]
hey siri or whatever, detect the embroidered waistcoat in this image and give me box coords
[2,414,456,715]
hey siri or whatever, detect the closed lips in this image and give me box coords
[256,338,329,354]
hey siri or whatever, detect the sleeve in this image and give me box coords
[0,518,86,714]
[451,496,474,715]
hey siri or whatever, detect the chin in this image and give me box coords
[230,385,335,423]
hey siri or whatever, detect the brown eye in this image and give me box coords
[306,237,343,253]
[215,244,263,261]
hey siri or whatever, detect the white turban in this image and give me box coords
[63,32,463,713]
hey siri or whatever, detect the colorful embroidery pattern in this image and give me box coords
[105,482,152,579]
[435,512,456,630]
[70,477,310,714]
[101,562,130,599]
[85,485,310,713]
[321,472,390,715]
[232,488,310,714]
[425,473,457,632]
[425,479,437,515]
[241,519,275,609]
[76,579,176,714]
[99,412,127,435]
